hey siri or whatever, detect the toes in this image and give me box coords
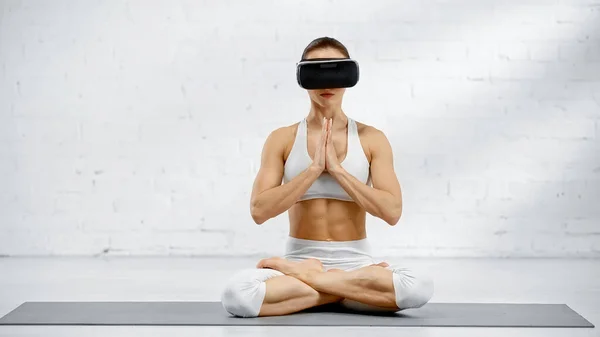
[304,258,324,271]
[256,257,281,269]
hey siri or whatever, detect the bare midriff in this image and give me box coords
[287,198,367,241]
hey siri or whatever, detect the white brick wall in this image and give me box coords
[1,0,599,257]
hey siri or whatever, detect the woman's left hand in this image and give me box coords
[325,119,341,173]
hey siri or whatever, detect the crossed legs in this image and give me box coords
[221,257,434,317]
[258,257,399,314]
[258,273,343,317]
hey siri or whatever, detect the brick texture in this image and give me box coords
[0,0,599,257]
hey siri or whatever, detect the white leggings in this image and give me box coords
[220,237,434,317]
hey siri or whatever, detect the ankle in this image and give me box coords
[315,291,344,305]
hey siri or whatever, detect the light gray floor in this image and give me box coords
[0,257,598,337]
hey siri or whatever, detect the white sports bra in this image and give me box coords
[283,118,371,202]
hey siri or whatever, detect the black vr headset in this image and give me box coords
[296,58,360,90]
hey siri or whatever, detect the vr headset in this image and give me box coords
[296,58,360,90]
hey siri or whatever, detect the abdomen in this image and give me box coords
[288,199,367,241]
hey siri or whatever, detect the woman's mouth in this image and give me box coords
[320,93,334,99]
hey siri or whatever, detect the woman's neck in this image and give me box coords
[306,105,347,130]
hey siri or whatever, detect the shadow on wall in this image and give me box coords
[1,1,599,257]
[334,1,600,257]
[223,1,600,257]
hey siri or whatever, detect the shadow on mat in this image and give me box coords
[297,303,411,317]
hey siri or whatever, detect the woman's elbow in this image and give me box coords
[385,204,402,226]
[251,209,266,225]
[250,200,267,225]
[384,215,401,226]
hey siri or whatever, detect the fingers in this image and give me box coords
[321,119,329,147]
[321,125,328,147]
[317,118,333,148]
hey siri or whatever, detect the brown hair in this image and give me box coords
[301,36,350,60]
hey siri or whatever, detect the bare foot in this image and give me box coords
[327,262,387,273]
[300,258,324,273]
[256,256,286,269]
[257,257,323,279]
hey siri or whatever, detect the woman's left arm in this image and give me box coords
[329,128,403,226]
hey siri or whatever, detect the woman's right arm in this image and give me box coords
[249,121,327,225]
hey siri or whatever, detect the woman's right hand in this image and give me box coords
[311,117,330,173]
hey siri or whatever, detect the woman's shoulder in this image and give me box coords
[269,121,301,139]
[353,119,387,139]
[262,121,301,154]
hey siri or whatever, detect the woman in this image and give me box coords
[220,37,434,318]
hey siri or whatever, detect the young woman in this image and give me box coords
[220,37,433,317]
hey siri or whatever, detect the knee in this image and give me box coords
[220,269,264,318]
[220,268,281,318]
[390,268,434,310]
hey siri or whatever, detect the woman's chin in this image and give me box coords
[320,98,339,106]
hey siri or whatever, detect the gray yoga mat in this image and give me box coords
[0,301,594,327]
